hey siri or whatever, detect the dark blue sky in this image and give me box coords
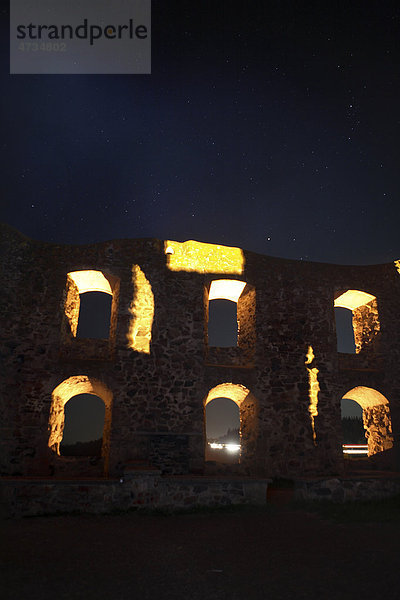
[1,1,399,264]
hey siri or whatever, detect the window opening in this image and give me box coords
[334,290,379,355]
[341,398,366,455]
[64,270,118,344]
[341,387,393,457]
[48,376,113,477]
[76,292,112,339]
[203,383,258,469]
[334,307,356,353]
[60,393,105,456]
[208,299,238,347]
[207,279,246,348]
[205,397,240,463]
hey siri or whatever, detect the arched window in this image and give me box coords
[334,307,356,353]
[341,387,393,457]
[49,376,113,474]
[203,383,258,468]
[207,280,245,347]
[334,290,379,354]
[64,270,118,342]
[60,394,105,456]
[205,397,240,463]
[77,292,112,339]
[341,398,365,446]
[208,299,238,347]
[205,280,256,366]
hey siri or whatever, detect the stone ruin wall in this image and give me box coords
[1,223,400,481]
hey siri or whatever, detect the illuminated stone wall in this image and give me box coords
[363,404,393,456]
[237,284,256,360]
[353,298,380,356]
[1,222,400,483]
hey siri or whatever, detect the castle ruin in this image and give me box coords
[1,223,400,514]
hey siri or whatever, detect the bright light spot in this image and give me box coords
[165,240,244,274]
[68,270,112,295]
[208,442,240,453]
[225,443,240,453]
[334,290,376,311]
[209,279,246,302]
[343,445,368,455]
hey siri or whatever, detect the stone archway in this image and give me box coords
[334,290,380,355]
[48,376,113,472]
[342,386,393,456]
[204,383,258,470]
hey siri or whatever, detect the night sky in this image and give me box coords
[2,1,399,264]
[2,2,398,444]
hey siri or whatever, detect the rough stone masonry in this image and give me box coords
[1,222,400,483]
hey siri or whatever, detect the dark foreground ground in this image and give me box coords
[2,503,400,600]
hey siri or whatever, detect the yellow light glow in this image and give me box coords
[127,265,154,354]
[342,386,388,409]
[165,240,244,274]
[305,345,315,365]
[334,290,376,310]
[208,279,246,302]
[68,270,113,295]
[305,346,319,445]
[395,260,400,274]
[205,383,250,407]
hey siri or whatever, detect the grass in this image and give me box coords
[21,501,273,520]
[293,494,400,523]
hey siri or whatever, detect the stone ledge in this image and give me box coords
[0,475,272,518]
[294,474,400,503]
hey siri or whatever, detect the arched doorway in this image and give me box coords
[49,376,113,474]
[205,397,240,463]
[341,398,366,457]
[203,383,258,468]
[342,386,393,457]
[60,394,106,456]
